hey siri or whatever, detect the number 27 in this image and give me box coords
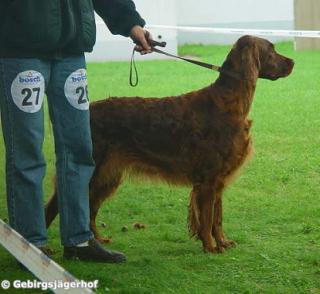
[21,87,40,106]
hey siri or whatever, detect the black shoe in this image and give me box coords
[63,239,126,263]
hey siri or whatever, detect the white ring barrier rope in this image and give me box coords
[0,219,94,293]
[147,25,320,39]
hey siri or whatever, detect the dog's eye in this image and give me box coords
[268,52,275,59]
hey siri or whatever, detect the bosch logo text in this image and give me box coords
[19,76,41,84]
[71,75,87,83]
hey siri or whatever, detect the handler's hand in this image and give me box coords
[130,25,152,55]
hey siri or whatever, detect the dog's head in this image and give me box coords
[226,35,294,81]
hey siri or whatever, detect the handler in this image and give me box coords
[0,0,151,263]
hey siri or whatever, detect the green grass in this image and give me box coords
[0,42,320,294]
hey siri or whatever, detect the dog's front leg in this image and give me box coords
[197,184,224,253]
[212,194,236,250]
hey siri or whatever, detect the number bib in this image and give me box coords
[64,69,89,111]
[11,71,45,113]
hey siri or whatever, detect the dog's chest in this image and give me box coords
[223,119,253,181]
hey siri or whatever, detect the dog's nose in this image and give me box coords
[287,58,294,67]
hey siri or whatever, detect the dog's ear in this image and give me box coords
[241,43,260,80]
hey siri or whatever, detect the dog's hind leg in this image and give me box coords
[188,187,201,238]
[89,167,123,244]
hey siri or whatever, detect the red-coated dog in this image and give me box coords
[46,36,294,253]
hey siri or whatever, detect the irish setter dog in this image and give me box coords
[46,36,294,253]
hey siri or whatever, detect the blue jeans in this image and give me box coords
[0,55,94,246]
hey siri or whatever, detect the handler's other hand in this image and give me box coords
[130,25,152,55]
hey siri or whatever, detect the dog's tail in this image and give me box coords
[45,191,58,228]
[188,188,200,238]
[45,176,60,228]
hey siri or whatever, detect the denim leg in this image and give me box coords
[0,58,50,246]
[46,55,94,246]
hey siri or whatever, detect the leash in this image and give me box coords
[129,40,243,87]
[152,47,221,71]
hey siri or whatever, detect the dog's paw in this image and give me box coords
[203,245,225,254]
[96,236,113,244]
[220,239,237,249]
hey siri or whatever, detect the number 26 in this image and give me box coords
[76,85,89,104]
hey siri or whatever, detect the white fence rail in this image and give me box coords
[147,25,320,38]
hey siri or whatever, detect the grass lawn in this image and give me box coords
[0,42,319,293]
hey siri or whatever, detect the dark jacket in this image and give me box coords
[0,0,145,58]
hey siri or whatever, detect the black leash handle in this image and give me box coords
[129,40,167,87]
[129,49,139,87]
